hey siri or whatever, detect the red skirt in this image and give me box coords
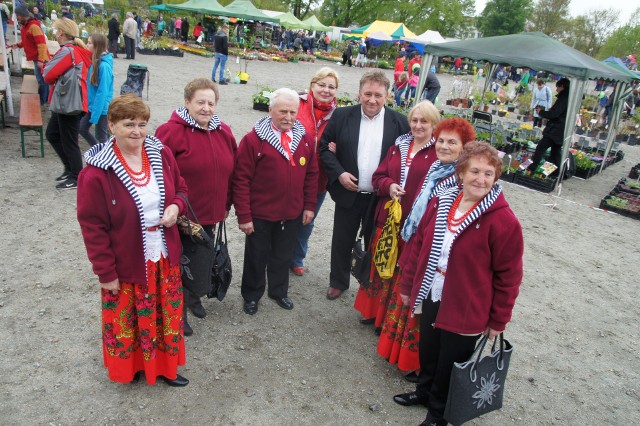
[101,255,186,384]
[354,227,403,327]
[376,269,420,372]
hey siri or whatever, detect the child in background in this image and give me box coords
[405,64,420,103]
[394,71,409,106]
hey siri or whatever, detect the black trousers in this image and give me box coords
[329,193,375,291]
[415,298,479,423]
[124,36,135,59]
[108,38,119,57]
[527,135,562,173]
[46,112,83,180]
[241,217,301,302]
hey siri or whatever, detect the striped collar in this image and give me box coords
[395,134,434,188]
[176,106,221,131]
[413,184,502,312]
[254,116,306,161]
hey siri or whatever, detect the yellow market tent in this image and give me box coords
[349,20,416,39]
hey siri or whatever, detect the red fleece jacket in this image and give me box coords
[233,129,318,223]
[400,192,524,334]
[77,148,188,284]
[155,111,237,226]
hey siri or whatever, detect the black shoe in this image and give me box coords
[55,171,70,182]
[419,412,447,426]
[219,80,228,85]
[243,300,258,315]
[189,301,206,319]
[56,178,77,190]
[160,374,189,387]
[359,317,375,325]
[130,372,142,383]
[404,371,420,383]
[268,295,294,310]
[183,320,193,336]
[393,391,427,407]
[212,79,217,83]
[374,327,382,336]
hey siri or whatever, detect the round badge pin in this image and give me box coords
[299,157,306,166]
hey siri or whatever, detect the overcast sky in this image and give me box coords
[475,0,637,26]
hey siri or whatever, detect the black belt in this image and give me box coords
[357,191,374,195]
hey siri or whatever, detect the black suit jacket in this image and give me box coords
[320,105,410,208]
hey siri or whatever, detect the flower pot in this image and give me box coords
[253,102,269,112]
[575,128,585,135]
[498,111,506,117]
[446,99,453,106]
[483,105,490,112]
[507,106,516,112]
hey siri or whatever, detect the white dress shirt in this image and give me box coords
[357,107,385,192]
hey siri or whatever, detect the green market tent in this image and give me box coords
[149,3,179,12]
[418,32,632,186]
[302,15,330,32]
[276,12,306,29]
[602,57,640,81]
[172,0,229,15]
[223,0,279,22]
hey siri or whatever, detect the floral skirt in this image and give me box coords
[377,269,420,372]
[101,255,185,384]
[354,227,404,328]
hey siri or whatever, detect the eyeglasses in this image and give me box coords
[314,82,337,91]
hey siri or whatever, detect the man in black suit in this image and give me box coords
[320,71,411,300]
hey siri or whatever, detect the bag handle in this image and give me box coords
[176,193,211,245]
[215,220,227,246]
[468,333,505,382]
[357,193,377,241]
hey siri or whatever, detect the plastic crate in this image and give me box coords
[599,196,640,220]
[514,173,557,193]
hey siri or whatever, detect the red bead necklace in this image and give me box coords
[447,192,482,232]
[113,142,151,187]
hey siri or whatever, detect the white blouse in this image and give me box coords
[135,171,168,262]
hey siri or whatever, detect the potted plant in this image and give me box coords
[252,86,273,112]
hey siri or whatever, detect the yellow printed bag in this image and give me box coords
[373,199,402,279]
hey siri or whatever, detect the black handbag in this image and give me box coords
[177,196,214,298]
[207,221,232,301]
[444,333,513,426]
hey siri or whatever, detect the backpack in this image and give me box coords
[359,44,366,54]
[343,45,350,55]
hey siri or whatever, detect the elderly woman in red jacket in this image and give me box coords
[290,67,339,276]
[155,78,237,336]
[233,88,319,316]
[77,95,189,387]
[393,141,524,426]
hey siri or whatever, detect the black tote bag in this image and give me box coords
[444,333,513,425]
[207,221,232,301]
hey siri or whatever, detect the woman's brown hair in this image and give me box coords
[89,34,108,86]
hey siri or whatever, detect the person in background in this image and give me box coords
[43,18,91,190]
[174,17,181,39]
[394,53,406,85]
[211,24,229,84]
[155,78,237,335]
[107,13,120,58]
[290,67,340,276]
[10,5,50,105]
[408,52,422,80]
[180,17,189,43]
[60,5,72,19]
[324,33,330,52]
[142,17,152,37]
[527,78,569,175]
[405,64,420,104]
[320,71,410,301]
[122,12,137,60]
[341,41,353,67]
[233,88,319,316]
[394,141,523,426]
[157,14,166,36]
[453,56,462,73]
[80,34,113,147]
[0,0,11,37]
[422,71,441,104]
[133,12,142,39]
[530,78,552,128]
[518,67,531,94]
[193,21,203,44]
[31,5,43,20]
[355,39,367,68]
[77,94,189,387]
[394,71,409,107]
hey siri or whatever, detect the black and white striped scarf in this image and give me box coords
[254,116,306,161]
[413,184,502,312]
[395,134,435,189]
[176,106,222,131]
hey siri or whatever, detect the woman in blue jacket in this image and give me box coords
[80,34,114,146]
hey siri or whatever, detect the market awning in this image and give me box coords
[274,12,306,29]
[149,4,179,12]
[301,15,330,32]
[172,0,229,15]
[602,57,640,80]
[224,0,279,22]
[351,20,416,39]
